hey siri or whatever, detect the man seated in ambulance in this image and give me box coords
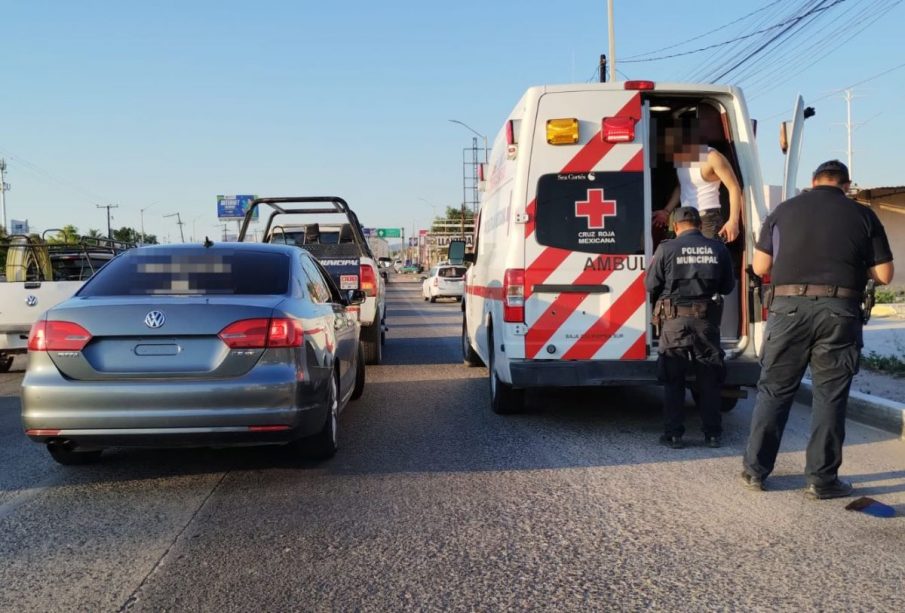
[653,119,743,243]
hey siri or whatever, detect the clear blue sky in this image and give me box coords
[4,0,904,242]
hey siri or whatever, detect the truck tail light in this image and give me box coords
[360,264,377,297]
[219,318,303,349]
[503,268,525,323]
[28,321,93,352]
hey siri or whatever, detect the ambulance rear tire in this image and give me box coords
[462,319,483,367]
[488,331,524,414]
[690,386,740,412]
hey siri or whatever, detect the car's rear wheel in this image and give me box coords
[429,295,436,303]
[488,329,523,414]
[362,313,382,365]
[47,442,103,466]
[350,342,366,400]
[462,319,483,367]
[0,354,13,373]
[294,371,339,461]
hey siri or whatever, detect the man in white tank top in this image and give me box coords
[653,123,743,243]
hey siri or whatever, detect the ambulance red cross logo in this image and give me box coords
[575,188,617,229]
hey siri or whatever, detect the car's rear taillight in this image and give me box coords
[219,318,303,349]
[360,264,377,297]
[28,321,93,352]
[503,268,525,323]
[432,277,439,287]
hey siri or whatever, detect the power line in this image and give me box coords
[620,0,840,63]
[757,60,905,121]
[620,0,784,60]
[710,0,843,82]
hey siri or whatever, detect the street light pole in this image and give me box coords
[607,0,617,83]
[139,202,158,245]
[448,119,488,164]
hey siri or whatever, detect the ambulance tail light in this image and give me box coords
[624,80,655,91]
[359,264,377,297]
[506,120,516,145]
[602,116,637,143]
[546,118,579,145]
[503,268,525,323]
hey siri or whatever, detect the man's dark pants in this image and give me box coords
[700,209,724,240]
[743,296,862,486]
[659,315,724,437]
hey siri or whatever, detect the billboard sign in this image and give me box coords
[217,195,258,220]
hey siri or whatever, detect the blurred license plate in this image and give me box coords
[340,275,359,290]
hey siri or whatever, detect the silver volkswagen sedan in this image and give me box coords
[21,242,365,465]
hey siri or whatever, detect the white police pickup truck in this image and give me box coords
[0,234,131,371]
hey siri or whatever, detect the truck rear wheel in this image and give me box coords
[361,313,382,365]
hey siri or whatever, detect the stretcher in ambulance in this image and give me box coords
[462,81,806,414]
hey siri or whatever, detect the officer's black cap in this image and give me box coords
[673,206,701,225]
[813,159,850,182]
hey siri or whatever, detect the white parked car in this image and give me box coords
[421,265,467,302]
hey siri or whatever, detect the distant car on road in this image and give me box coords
[21,242,366,465]
[422,265,467,302]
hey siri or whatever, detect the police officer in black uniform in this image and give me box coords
[647,206,735,449]
[742,160,894,499]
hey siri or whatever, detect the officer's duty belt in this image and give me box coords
[672,303,711,319]
[772,284,860,299]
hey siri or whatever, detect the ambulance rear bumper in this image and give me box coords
[508,357,761,388]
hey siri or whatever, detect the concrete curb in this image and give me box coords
[796,378,905,440]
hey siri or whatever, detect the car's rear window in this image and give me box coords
[438,267,467,278]
[79,250,290,296]
[535,172,644,255]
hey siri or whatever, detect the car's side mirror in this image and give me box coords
[346,289,366,305]
[463,253,475,264]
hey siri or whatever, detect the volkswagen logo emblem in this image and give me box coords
[25,295,38,307]
[144,310,166,329]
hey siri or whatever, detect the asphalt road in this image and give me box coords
[1,279,904,612]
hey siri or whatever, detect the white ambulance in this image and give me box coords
[462,80,806,414]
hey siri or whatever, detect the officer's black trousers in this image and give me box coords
[743,296,862,486]
[658,316,724,437]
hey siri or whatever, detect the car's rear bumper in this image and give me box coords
[21,354,330,447]
[508,356,761,388]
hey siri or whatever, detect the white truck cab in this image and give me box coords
[462,80,805,414]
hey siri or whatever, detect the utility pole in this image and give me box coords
[0,159,8,233]
[164,212,186,243]
[843,88,855,182]
[96,204,119,239]
[139,202,157,245]
[607,0,617,82]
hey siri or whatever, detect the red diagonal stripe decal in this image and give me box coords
[621,330,647,360]
[525,246,572,300]
[560,273,647,360]
[524,262,621,358]
[622,148,644,172]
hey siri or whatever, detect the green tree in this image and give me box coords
[47,224,80,244]
[85,228,104,238]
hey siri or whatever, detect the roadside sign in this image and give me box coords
[217,195,259,220]
[362,227,375,238]
[376,228,402,239]
[10,219,29,234]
